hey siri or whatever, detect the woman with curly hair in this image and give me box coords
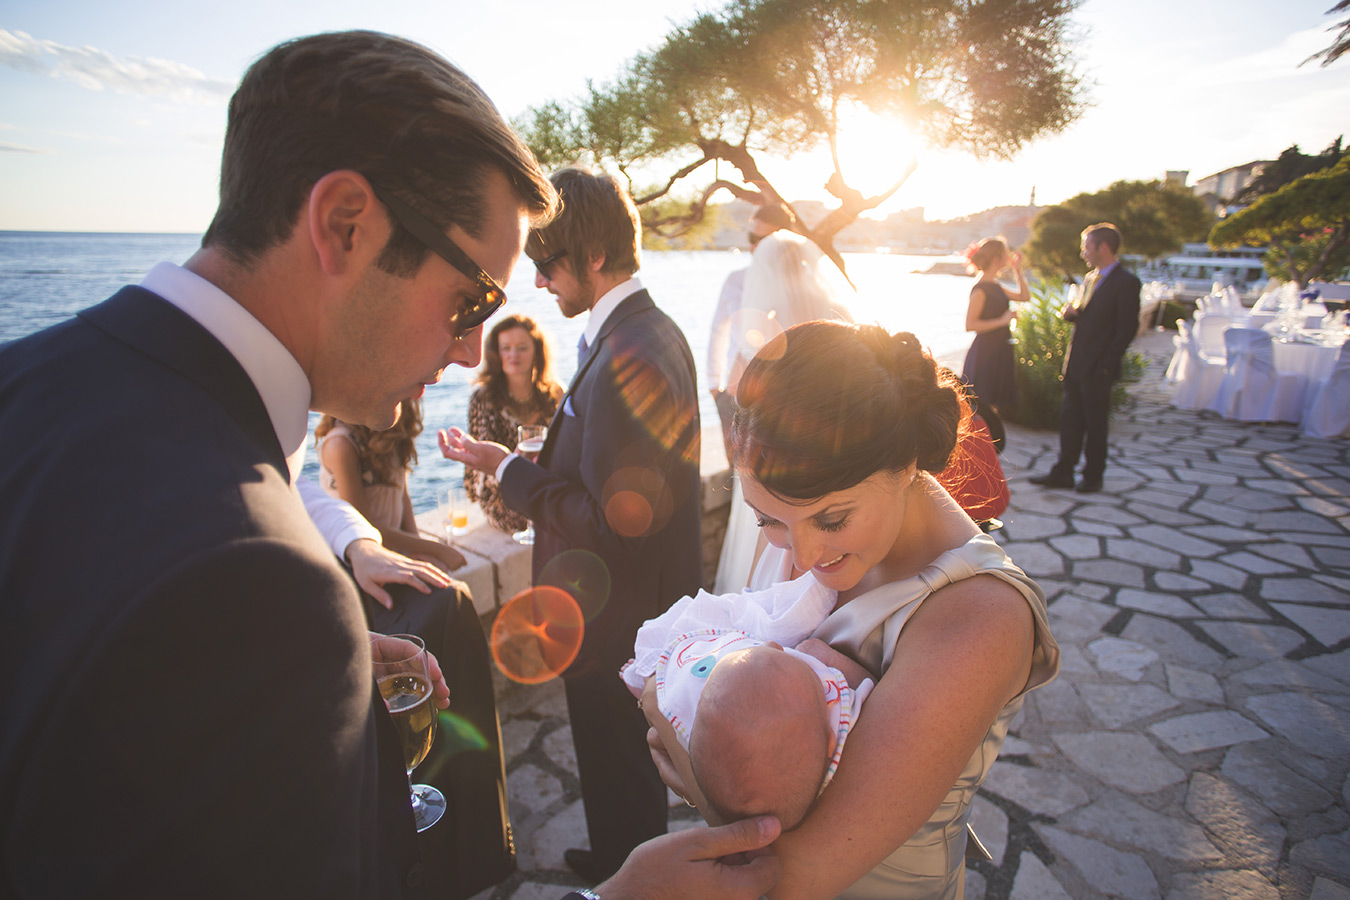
[465,314,564,533]
[316,398,464,575]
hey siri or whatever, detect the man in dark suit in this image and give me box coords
[441,167,703,884]
[1030,222,1141,494]
[0,30,556,898]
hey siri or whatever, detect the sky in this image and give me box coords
[1,0,1348,232]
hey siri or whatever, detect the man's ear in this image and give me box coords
[307,170,384,277]
[587,251,607,275]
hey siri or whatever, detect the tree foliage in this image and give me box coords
[1023,180,1214,277]
[1210,151,1350,286]
[1304,0,1350,67]
[515,0,1088,276]
[1234,136,1343,204]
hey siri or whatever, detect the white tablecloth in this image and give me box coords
[1246,304,1328,331]
[1272,337,1343,382]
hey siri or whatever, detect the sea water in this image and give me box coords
[0,231,974,510]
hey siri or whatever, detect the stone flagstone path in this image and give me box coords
[471,332,1350,900]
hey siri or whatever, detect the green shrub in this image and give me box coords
[1156,300,1190,330]
[1009,277,1074,429]
[1009,277,1148,429]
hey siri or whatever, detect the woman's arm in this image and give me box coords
[767,575,1035,900]
[398,483,418,534]
[964,286,987,333]
[966,285,1017,334]
[320,432,374,514]
[1005,253,1030,304]
[375,485,466,573]
[324,436,465,572]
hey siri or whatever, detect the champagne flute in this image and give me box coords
[371,633,446,832]
[513,424,547,545]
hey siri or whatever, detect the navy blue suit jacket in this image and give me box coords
[1064,265,1142,381]
[502,289,703,690]
[0,287,421,897]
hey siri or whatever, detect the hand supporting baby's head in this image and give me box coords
[687,645,835,830]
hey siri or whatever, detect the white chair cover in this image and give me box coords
[1209,328,1308,422]
[1301,344,1350,439]
[1195,313,1231,362]
[1252,287,1282,313]
[1165,320,1192,383]
[1171,326,1227,411]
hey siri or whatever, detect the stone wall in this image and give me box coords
[414,424,736,616]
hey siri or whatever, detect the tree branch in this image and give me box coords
[633,155,715,205]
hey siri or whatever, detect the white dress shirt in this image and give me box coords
[140,263,380,558]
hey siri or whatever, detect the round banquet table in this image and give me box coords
[1271,336,1344,382]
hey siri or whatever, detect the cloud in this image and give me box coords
[0,140,50,153]
[1185,26,1335,89]
[0,29,232,105]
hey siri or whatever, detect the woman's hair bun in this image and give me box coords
[731,321,969,499]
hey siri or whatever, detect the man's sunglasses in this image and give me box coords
[371,184,506,338]
[533,249,568,280]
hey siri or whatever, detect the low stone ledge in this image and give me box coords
[415,425,736,615]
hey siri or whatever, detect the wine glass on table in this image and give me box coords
[370,633,445,833]
[513,424,547,545]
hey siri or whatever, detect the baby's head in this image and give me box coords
[687,644,835,829]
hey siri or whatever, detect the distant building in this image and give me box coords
[1193,161,1271,215]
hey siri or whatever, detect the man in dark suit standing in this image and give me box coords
[0,30,556,898]
[442,167,703,884]
[1030,222,1141,494]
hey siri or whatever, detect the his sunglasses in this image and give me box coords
[533,249,568,280]
[371,184,506,338]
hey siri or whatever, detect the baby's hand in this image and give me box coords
[619,660,643,699]
[795,638,872,689]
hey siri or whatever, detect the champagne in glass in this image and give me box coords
[371,634,446,832]
[513,424,547,544]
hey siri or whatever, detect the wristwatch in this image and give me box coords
[561,891,601,900]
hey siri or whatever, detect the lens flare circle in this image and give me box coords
[490,586,584,684]
[538,549,612,623]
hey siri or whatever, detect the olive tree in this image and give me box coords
[1210,152,1350,286]
[1023,179,1213,278]
[516,0,1087,276]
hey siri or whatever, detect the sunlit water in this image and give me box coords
[0,232,975,510]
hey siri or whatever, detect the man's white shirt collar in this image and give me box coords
[140,262,312,483]
[583,276,643,347]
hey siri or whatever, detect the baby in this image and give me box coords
[620,574,872,829]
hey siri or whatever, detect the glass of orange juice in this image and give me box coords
[439,485,470,540]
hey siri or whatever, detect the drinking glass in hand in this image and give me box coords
[513,424,547,545]
[371,633,446,832]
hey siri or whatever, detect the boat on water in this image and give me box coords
[1131,243,1270,305]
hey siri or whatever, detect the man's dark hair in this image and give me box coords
[1082,223,1123,255]
[526,166,640,278]
[203,30,557,275]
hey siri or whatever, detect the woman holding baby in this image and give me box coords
[646,321,1060,900]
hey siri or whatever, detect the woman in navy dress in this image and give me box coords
[961,237,1028,413]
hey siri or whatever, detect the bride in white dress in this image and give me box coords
[714,232,854,594]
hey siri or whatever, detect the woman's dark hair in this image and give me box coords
[474,314,563,412]
[967,237,1008,274]
[730,321,968,501]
